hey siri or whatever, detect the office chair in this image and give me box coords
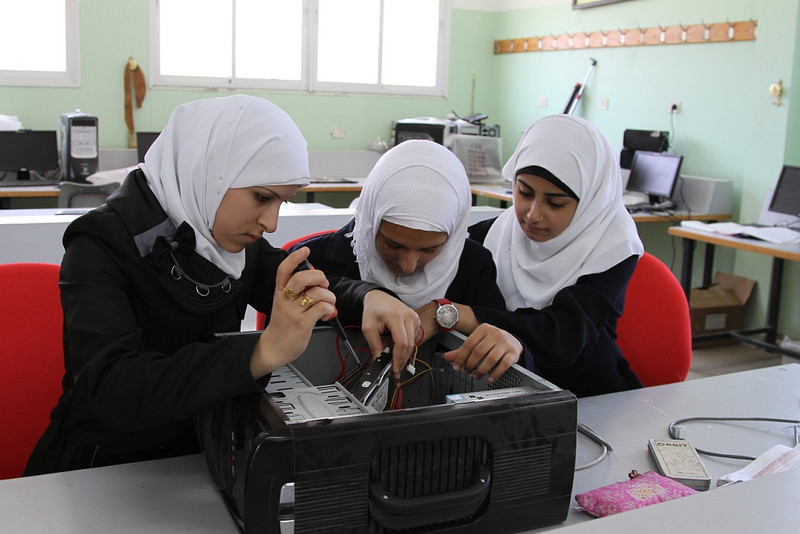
[616,252,692,387]
[0,263,64,479]
[57,181,120,209]
[255,229,338,330]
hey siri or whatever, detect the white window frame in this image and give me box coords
[0,0,81,87]
[149,0,450,96]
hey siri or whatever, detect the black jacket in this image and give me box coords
[468,218,642,397]
[25,170,379,474]
[291,219,507,311]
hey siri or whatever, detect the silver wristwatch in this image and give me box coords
[434,298,458,331]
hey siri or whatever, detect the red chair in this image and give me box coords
[255,229,338,330]
[0,263,64,479]
[616,252,692,387]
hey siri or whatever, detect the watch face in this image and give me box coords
[436,303,458,329]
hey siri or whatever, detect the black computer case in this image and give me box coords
[199,329,577,534]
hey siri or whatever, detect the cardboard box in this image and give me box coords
[690,272,756,346]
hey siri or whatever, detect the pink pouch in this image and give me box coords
[575,470,697,518]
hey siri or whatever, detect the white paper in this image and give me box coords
[717,444,800,486]
[680,220,800,245]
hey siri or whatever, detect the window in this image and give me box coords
[150,0,450,96]
[0,0,80,87]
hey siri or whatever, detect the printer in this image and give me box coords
[199,328,577,534]
[393,117,481,147]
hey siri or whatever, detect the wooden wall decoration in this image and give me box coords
[493,20,756,54]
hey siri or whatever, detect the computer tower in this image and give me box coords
[199,329,577,534]
[672,175,733,214]
[59,111,99,182]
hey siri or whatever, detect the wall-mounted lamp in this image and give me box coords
[769,80,783,107]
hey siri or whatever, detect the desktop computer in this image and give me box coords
[672,175,733,214]
[199,328,577,534]
[59,110,99,182]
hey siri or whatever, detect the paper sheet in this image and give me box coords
[717,444,800,486]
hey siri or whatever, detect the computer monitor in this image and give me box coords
[625,151,683,205]
[0,130,60,180]
[136,131,161,163]
[768,165,800,217]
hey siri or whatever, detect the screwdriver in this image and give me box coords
[293,258,361,365]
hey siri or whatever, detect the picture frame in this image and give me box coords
[572,0,633,9]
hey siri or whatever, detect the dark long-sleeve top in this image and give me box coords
[25,170,380,475]
[468,218,642,397]
[290,219,507,311]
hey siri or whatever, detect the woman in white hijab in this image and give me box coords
[291,139,524,382]
[449,114,644,397]
[25,95,417,475]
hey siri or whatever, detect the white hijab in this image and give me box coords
[352,140,471,309]
[140,94,309,278]
[484,114,643,310]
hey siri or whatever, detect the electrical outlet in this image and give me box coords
[538,97,548,108]
[331,127,346,139]
[668,100,682,114]
[598,98,609,110]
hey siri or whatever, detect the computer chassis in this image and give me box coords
[199,328,577,534]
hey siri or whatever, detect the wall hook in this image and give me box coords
[769,80,783,106]
[678,22,689,42]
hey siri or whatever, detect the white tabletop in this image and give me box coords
[2,364,798,533]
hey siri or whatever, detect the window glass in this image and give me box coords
[317,0,379,84]
[0,0,78,86]
[159,0,232,78]
[236,1,303,80]
[382,0,439,87]
[152,0,448,95]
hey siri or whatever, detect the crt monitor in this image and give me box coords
[626,151,683,205]
[768,164,800,217]
[0,130,60,180]
[136,131,161,163]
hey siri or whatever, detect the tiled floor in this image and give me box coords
[688,342,786,380]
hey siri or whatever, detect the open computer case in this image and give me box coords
[199,328,577,534]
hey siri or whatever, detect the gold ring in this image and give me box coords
[282,287,297,300]
[298,295,315,308]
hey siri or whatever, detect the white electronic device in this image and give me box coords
[648,439,711,490]
[672,175,733,214]
[394,117,480,147]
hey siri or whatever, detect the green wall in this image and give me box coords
[478,1,800,341]
[1,0,798,340]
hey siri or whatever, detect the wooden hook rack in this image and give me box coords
[493,19,756,54]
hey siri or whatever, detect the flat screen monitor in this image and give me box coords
[768,165,800,217]
[0,130,60,180]
[626,151,683,205]
[136,131,161,163]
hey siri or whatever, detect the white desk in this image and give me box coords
[2,364,798,533]
[0,205,504,265]
[0,204,351,264]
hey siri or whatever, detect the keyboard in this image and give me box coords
[308,177,357,184]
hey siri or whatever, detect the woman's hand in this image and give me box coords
[360,290,421,380]
[442,323,522,383]
[250,248,336,379]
